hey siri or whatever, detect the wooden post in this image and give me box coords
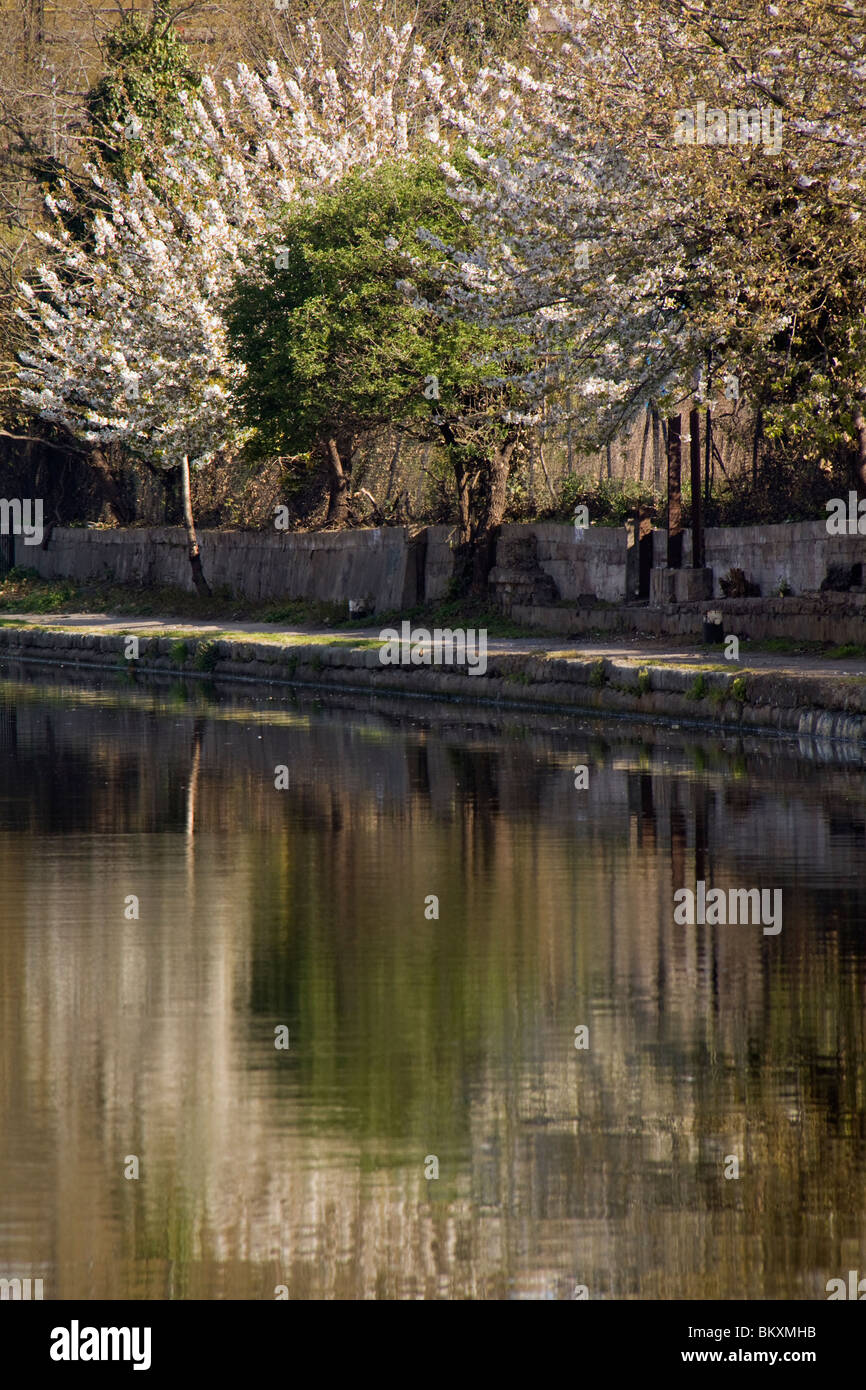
[667,414,683,568]
[689,407,703,569]
[652,407,661,492]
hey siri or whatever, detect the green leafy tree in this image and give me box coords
[227,156,526,569]
[85,12,200,181]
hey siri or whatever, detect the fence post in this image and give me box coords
[689,406,703,568]
[667,414,683,568]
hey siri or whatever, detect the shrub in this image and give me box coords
[193,640,219,671]
[687,673,708,700]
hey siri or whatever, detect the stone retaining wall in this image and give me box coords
[12,517,863,617]
[653,519,863,597]
[514,592,866,645]
[499,522,628,603]
[15,525,421,614]
[2,624,865,744]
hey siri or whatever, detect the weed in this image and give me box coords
[826,643,866,660]
[687,673,708,700]
[193,640,219,672]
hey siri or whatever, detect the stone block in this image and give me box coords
[650,567,713,604]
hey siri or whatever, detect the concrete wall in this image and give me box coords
[652,520,863,597]
[15,526,421,614]
[14,517,861,613]
[498,522,628,603]
[421,525,458,603]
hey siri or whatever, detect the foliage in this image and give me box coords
[687,673,708,701]
[86,15,201,181]
[226,156,524,467]
[558,474,661,527]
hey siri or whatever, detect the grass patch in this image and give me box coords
[636,668,651,696]
[686,673,708,700]
[169,639,189,664]
[731,676,747,702]
[588,659,607,689]
[747,637,866,662]
[0,572,547,639]
[826,643,866,661]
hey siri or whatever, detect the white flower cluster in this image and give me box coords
[16,5,512,468]
[16,0,866,466]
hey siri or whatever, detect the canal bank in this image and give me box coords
[1,619,865,743]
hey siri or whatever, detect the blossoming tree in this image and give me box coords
[16,2,523,586]
[431,0,866,488]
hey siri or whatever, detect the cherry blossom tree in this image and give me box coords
[430,1,866,489]
[15,2,521,585]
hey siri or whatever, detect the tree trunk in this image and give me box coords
[752,407,763,487]
[180,454,210,597]
[638,405,651,482]
[852,392,866,489]
[652,406,661,492]
[483,437,517,536]
[453,454,472,546]
[438,419,472,545]
[90,446,131,525]
[470,436,518,592]
[324,436,350,527]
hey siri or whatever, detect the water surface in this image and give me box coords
[0,669,864,1299]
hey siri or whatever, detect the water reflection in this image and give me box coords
[0,671,864,1300]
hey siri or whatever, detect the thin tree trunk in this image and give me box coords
[752,407,763,487]
[606,440,612,480]
[324,436,349,527]
[638,405,651,482]
[385,433,403,502]
[528,436,536,513]
[538,438,558,503]
[852,392,866,489]
[652,406,661,492]
[180,453,210,596]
